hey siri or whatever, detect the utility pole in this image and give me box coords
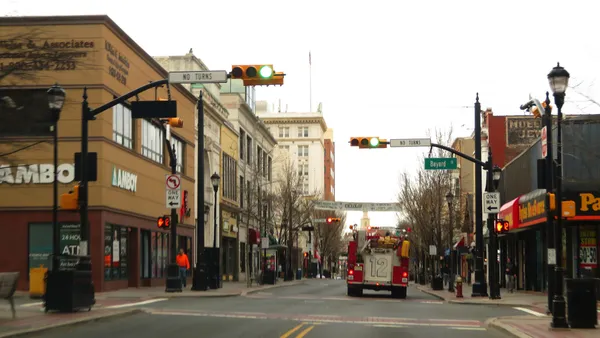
[472,93,488,297]
[192,91,208,291]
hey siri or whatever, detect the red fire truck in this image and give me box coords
[346,227,411,298]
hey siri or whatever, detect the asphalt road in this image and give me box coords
[29,280,526,338]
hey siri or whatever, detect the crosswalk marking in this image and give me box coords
[449,327,487,331]
[513,307,547,317]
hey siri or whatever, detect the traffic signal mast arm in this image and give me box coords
[429,143,489,169]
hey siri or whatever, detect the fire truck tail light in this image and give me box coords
[349,269,354,275]
[402,271,408,278]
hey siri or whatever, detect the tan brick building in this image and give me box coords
[0,15,198,291]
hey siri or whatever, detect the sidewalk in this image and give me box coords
[415,284,599,337]
[0,279,305,338]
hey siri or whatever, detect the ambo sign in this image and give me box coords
[0,164,75,184]
[111,166,137,192]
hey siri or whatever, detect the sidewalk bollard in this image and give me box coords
[455,276,463,298]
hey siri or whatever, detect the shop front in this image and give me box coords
[0,15,198,291]
[220,207,239,281]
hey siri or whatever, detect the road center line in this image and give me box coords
[21,302,43,307]
[514,307,547,317]
[296,325,315,338]
[280,323,305,338]
[104,298,168,309]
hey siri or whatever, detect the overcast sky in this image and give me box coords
[6,0,600,228]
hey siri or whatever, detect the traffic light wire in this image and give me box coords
[0,140,48,158]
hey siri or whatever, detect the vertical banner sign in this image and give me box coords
[59,223,81,270]
[579,226,598,268]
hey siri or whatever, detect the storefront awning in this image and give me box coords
[499,196,521,232]
[453,237,465,249]
[517,189,547,229]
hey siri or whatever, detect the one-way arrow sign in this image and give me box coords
[484,192,500,214]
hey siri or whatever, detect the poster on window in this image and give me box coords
[579,227,597,268]
[29,223,52,270]
[59,223,81,270]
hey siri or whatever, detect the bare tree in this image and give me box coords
[397,128,455,278]
[312,209,346,275]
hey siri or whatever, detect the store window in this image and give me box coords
[104,224,129,281]
[141,230,151,279]
[152,232,170,278]
[28,223,52,273]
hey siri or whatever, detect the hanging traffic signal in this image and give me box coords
[326,217,341,224]
[230,65,284,86]
[168,118,183,128]
[60,184,80,210]
[157,216,171,229]
[495,220,509,234]
[349,137,387,149]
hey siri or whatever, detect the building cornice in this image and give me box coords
[262,117,327,132]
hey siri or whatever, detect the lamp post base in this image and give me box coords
[191,263,208,291]
[551,297,569,328]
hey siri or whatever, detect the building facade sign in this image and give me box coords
[0,163,75,184]
[506,117,544,146]
[518,189,546,225]
[111,166,137,192]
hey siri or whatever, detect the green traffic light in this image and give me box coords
[369,138,380,147]
[259,65,273,78]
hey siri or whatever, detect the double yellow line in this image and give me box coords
[280,323,315,338]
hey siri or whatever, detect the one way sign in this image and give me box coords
[484,192,501,214]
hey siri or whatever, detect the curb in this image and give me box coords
[242,281,307,296]
[0,308,143,338]
[151,291,242,299]
[414,286,448,301]
[485,317,532,338]
[416,286,533,307]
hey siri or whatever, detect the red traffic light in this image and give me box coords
[326,217,333,224]
[326,217,341,224]
[157,216,171,228]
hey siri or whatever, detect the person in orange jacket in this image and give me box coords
[176,248,190,288]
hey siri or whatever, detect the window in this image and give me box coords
[239,176,245,208]
[141,230,151,279]
[297,145,309,157]
[279,145,290,151]
[298,126,309,137]
[142,119,164,164]
[278,127,290,138]
[302,182,309,195]
[112,104,133,149]
[239,129,246,161]
[151,232,170,278]
[28,223,52,273]
[222,153,237,201]
[246,136,253,164]
[298,163,309,177]
[257,145,262,173]
[104,225,128,281]
[267,157,272,181]
[262,151,267,178]
[171,137,184,173]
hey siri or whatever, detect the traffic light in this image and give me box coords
[547,192,556,211]
[59,184,80,210]
[168,118,183,128]
[157,216,171,229]
[230,65,284,86]
[303,252,308,258]
[531,101,551,119]
[349,137,387,149]
[495,220,509,234]
[326,217,341,224]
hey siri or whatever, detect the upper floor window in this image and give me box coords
[142,119,164,164]
[239,176,245,208]
[267,156,272,181]
[222,153,237,201]
[171,137,184,173]
[279,145,290,151]
[297,145,309,157]
[278,127,290,138]
[246,136,253,164]
[262,150,267,177]
[112,104,133,149]
[257,145,262,174]
[239,129,246,161]
[298,126,309,137]
[298,163,309,177]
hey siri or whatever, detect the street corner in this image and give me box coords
[0,308,144,338]
[484,317,532,338]
[414,285,448,301]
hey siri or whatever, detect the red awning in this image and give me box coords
[498,196,521,231]
[248,228,260,244]
[453,237,465,249]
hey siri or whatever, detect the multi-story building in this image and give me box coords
[153,52,229,257]
[0,15,197,291]
[220,80,276,282]
[323,128,335,201]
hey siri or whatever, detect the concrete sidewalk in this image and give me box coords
[1,279,306,337]
[488,316,599,338]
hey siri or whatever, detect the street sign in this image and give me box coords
[168,70,228,84]
[165,174,182,208]
[541,126,548,158]
[313,219,327,223]
[424,157,458,170]
[390,138,431,147]
[313,201,401,212]
[483,192,500,213]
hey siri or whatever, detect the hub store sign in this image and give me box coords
[0,163,75,184]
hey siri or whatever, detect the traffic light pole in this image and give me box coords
[486,148,500,300]
[543,92,556,314]
[192,91,208,291]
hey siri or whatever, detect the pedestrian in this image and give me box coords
[176,248,190,288]
[442,264,450,286]
[506,257,516,293]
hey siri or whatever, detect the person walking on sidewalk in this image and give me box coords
[176,248,190,288]
[506,257,516,293]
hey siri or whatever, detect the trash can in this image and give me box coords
[296,269,302,280]
[432,276,444,290]
[29,266,47,299]
[566,278,598,328]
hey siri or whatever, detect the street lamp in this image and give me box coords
[548,62,570,328]
[204,205,210,224]
[492,166,502,190]
[211,172,220,248]
[446,192,454,292]
[48,83,66,271]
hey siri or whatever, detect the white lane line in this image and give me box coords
[449,327,487,331]
[514,307,547,317]
[21,302,43,307]
[104,298,168,309]
[371,324,407,328]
